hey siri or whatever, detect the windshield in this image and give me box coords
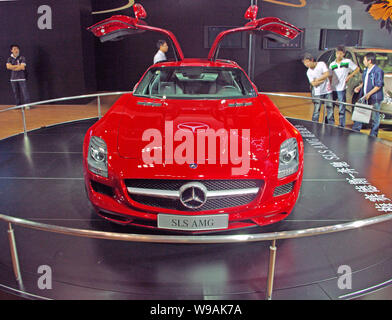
[133,66,257,99]
[355,52,392,73]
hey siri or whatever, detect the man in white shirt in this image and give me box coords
[329,46,359,127]
[302,53,334,124]
[153,40,168,64]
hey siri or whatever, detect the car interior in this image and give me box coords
[136,67,254,98]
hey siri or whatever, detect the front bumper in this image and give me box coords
[84,166,303,232]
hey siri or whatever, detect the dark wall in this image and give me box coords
[1,0,392,105]
[92,0,251,91]
[258,0,392,92]
[91,0,251,91]
[91,0,392,93]
[0,0,96,104]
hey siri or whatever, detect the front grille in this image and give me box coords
[125,179,261,191]
[125,179,263,211]
[382,112,392,120]
[130,193,258,211]
[273,182,295,197]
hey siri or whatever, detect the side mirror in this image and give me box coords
[134,3,147,20]
[244,5,258,21]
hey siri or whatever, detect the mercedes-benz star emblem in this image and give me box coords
[177,122,210,133]
[179,182,208,209]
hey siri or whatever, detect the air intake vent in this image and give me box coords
[91,180,114,197]
[273,182,295,197]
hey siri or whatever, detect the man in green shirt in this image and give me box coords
[329,46,359,127]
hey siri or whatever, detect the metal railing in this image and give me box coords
[1,91,392,300]
[263,92,392,120]
[1,212,392,300]
[1,90,392,137]
[0,91,132,135]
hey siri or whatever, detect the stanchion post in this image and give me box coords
[7,223,22,282]
[21,107,27,135]
[321,98,326,124]
[97,96,102,119]
[266,239,277,300]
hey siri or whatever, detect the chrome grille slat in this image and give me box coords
[127,188,179,199]
[130,194,258,212]
[127,187,260,199]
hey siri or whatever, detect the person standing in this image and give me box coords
[302,53,334,124]
[352,52,384,137]
[6,44,30,107]
[153,40,169,64]
[329,45,360,127]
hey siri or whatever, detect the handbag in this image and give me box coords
[352,97,373,124]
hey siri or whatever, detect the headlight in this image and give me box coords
[87,136,108,177]
[278,138,299,179]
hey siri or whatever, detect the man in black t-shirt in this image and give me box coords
[6,44,30,106]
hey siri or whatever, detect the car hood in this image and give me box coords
[117,96,270,161]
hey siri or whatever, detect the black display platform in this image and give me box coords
[0,118,392,300]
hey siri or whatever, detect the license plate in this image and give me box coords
[157,214,229,231]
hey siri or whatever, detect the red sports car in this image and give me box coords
[83,4,304,232]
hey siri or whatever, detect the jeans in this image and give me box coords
[352,101,381,137]
[312,92,334,124]
[333,90,346,127]
[11,80,30,106]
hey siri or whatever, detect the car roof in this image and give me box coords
[152,58,240,68]
[346,47,392,53]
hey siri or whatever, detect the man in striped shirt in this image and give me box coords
[6,44,30,106]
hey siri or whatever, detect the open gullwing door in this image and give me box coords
[87,3,184,61]
[208,5,302,61]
